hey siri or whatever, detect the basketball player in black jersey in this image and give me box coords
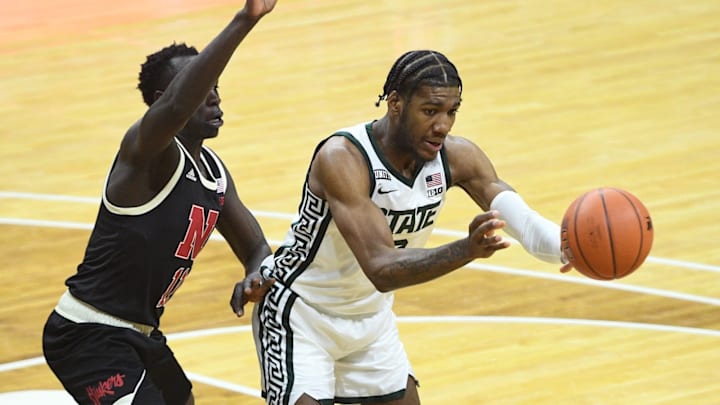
[41,1,278,404]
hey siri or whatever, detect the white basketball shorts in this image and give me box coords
[253,284,416,405]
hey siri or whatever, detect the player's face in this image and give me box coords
[188,84,224,140]
[397,85,461,162]
[170,56,224,140]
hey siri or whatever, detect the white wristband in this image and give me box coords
[489,190,563,264]
[259,254,275,280]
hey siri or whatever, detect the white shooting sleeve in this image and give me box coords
[489,190,563,264]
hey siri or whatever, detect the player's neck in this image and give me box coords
[177,135,204,161]
[371,118,419,177]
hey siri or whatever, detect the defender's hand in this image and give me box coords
[243,0,278,20]
[230,272,275,317]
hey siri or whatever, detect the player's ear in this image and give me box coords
[153,90,164,103]
[387,90,402,115]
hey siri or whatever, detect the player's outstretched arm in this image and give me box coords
[129,0,278,162]
[310,137,510,293]
[445,135,566,268]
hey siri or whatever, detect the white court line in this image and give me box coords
[1,218,94,231]
[0,357,47,373]
[1,215,719,307]
[433,228,720,273]
[464,262,720,307]
[0,217,281,244]
[0,191,294,221]
[2,190,719,274]
[184,371,261,398]
[2,316,719,396]
[2,190,720,392]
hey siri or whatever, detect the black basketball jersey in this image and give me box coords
[66,139,226,327]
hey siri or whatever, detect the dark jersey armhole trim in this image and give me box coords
[440,145,452,187]
[333,131,376,197]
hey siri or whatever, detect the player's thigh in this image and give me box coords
[42,313,162,403]
[294,393,325,405]
[365,376,419,405]
[143,337,193,405]
[43,312,191,404]
[334,312,415,401]
[256,293,336,404]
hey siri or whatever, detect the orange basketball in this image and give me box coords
[561,187,653,280]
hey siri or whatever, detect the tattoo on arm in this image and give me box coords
[380,240,471,290]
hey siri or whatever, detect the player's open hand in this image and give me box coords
[467,210,511,259]
[230,272,276,317]
[243,0,278,20]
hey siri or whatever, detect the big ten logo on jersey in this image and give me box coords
[156,204,219,308]
[374,169,391,181]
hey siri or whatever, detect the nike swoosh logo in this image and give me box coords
[378,188,397,195]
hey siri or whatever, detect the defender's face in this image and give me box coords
[169,56,224,139]
[188,85,224,140]
[396,85,461,162]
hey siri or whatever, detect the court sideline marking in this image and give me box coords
[1,191,719,308]
[2,191,718,274]
[2,318,720,398]
[1,190,720,396]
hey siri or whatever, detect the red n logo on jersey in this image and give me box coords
[175,205,219,260]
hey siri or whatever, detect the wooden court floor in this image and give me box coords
[1,0,719,404]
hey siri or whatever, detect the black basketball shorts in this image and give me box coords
[42,311,192,405]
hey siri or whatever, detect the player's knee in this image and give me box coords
[295,393,322,405]
[403,375,420,404]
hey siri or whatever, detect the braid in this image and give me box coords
[375,50,462,107]
[375,51,416,106]
[137,42,199,106]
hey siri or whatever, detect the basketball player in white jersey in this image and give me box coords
[254,50,573,405]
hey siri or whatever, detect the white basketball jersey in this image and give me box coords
[270,122,450,316]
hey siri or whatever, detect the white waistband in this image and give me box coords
[54,290,154,336]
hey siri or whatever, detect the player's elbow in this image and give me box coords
[357,250,403,292]
[373,280,395,293]
[363,264,398,293]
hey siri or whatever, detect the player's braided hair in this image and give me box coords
[138,42,199,106]
[375,50,462,107]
